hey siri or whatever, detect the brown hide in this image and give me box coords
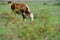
[11,3,28,12]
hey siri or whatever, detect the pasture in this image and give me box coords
[0,1,60,40]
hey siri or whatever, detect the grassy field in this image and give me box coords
[0,1,60,40]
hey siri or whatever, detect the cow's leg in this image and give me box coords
[22,13,26,21]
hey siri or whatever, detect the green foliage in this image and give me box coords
[0,2,60,40]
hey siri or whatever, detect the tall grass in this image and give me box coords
[0,2,60,40]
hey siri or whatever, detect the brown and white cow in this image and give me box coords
[11,3,34,21]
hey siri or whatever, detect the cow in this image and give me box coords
[11,3,34,21]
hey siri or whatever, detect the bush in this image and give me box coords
[53,3,60,6]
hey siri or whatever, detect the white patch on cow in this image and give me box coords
[23,13,26,16]
[30,13,34,21]
[25,4,30,12]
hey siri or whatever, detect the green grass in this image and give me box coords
[0,2,60,40]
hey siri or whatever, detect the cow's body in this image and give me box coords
[11,3,34,21]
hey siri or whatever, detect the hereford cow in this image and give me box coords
[11,3,34,21]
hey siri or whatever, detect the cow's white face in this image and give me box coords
[23,13,34,21]
[25,4,34,21]
[30,13,34,21]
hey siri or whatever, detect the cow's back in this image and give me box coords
[11,3,28,13]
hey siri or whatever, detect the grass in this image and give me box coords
[0,1,60,40]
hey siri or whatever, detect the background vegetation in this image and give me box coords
[0,1,60,40]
